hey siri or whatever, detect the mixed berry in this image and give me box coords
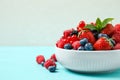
[36,18,120,73]
[56,18,120,50]
[36,54,57,72]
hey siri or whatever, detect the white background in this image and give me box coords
[0,0,120,46]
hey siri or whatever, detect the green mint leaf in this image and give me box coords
[85,24,97,30]
[96,18,102,32]
[96,18,102,27]
[102,18,114,28]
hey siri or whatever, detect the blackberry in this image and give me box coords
[70,30,78,36]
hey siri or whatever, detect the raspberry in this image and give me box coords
[63,29,73,38]
[56,40,60,47]
[57,40,66,48]
[50,54,57,62]
[44,59,56,69]
[114,24,120,34]
[112,33,120,43]
[101,24,114,35]
[36,55,45,64]
[113,43,120,50]
[72,41,81,50]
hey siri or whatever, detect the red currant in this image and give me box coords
[77,21,86,31]
[70,35,79,42]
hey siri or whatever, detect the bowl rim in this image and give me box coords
[55,47,120,53]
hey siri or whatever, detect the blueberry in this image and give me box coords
[48,66,56,72]
[84,43,93,51]
[41,61,44,67]
[80,38,88,46]
[98,33,109,38]
[64,43,73,49]
[70,30,78,36]
[110,39,116,46]
[78,46,85,50]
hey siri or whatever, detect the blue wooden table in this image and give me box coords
[0,46,120,80]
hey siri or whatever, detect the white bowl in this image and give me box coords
[55,47,120,73]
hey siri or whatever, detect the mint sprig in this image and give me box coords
[85,18,114,32]
[102,18,114,28]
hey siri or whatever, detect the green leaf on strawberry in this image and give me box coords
[85,18,114,32]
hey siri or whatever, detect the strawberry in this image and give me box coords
[114,24,120,34]
[78,30,96,44]
[112,33,120,43]
[113,43,120,50]
[101,24,114,35]
[93,37,113,50]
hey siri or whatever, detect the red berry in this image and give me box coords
[62,39,69,43]
[57,35,75,48]
[63,29,73,38]
[36,55,45,64]
[112,33,120,43]
[44,59,56,69]
[93,37,112,50]
[101,24,114,35]
[114,24,120,34]
[72,41,81,50]
[67,36,71,42]
[78,30,96,44]
[56,40,60,47]
[77,21,86,31]
[78,21,86,28]
[70,35,79,42]
[113,43,120,50]
[57,41,65,48]
[50,54,57,62]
